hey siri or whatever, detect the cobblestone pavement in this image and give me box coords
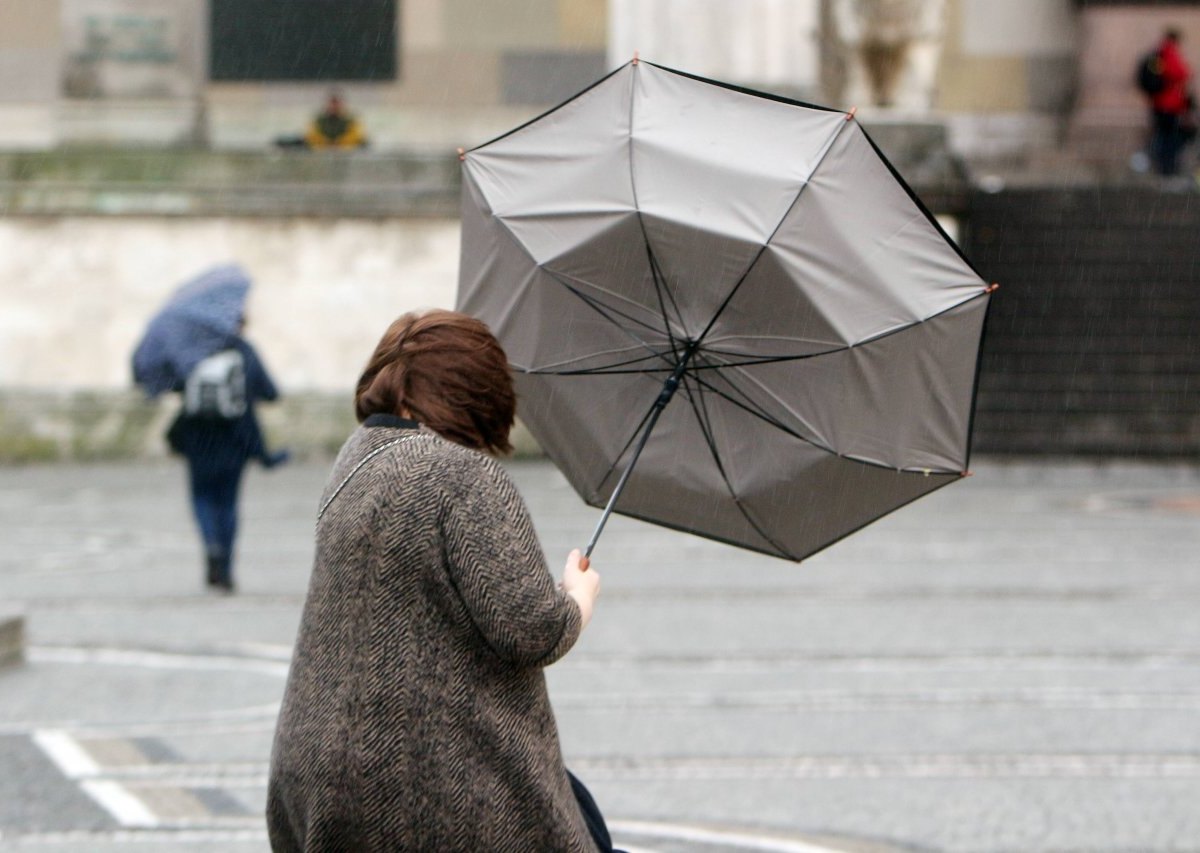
[1,458,1200,852]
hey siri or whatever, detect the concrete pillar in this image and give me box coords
[608,0,821,98]
[0,0,62,149]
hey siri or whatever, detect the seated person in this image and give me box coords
[275,93,368,150]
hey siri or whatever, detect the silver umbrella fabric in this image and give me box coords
[457,60,994,562]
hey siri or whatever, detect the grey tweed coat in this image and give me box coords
[267,416,593,852]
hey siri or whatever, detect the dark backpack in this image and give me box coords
[1137,50,1166,95]
[183,348,247,419]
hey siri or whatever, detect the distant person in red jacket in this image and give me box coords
[1145,28,1193,176]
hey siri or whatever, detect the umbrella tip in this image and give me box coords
[845,106,858,121]
[632,51,639,65]
[986,282,1000,294]
[961,470,974,478]
[456,147,466,161]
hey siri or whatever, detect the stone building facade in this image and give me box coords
[0,0,1103,163]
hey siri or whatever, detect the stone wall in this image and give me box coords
[0,200,536,463]
[967,187,1200,456]
[1,214,461,392]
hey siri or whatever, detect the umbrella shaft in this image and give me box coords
[584,399,666,558]
[584,343,697,559]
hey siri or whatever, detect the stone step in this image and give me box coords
[978,371,1199,394]
[983,351,1200,374]
[973,413,1200,456]
[977,388,1200,414]
[0,610,24,669]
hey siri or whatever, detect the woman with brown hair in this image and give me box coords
[266,309,607,851]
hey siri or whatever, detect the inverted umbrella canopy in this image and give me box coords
[457,60,994,562]
[132,264,251,396]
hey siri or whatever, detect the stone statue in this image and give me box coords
[821,0,947,111]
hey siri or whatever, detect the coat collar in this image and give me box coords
[363,413,421,430]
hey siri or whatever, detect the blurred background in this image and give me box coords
[1,0,1196,463]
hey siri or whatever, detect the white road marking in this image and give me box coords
[78,780,158,828]
[561,650,1200,673]
[31,730,100,778]
[15,828,268,845]
[612,820,847,852]
[554,685,1200,711]
[29,645,288,677]
[33,730,158,828]
[2,822,851,852]
[1,712,279,738]
[578,752,1200,780]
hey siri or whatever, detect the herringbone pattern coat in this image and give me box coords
[267,419,592,851]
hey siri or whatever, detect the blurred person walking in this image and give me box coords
[166,317,288,592]
[1138,27,1194,176]
[133,265,288,593]
[266,310,612,852]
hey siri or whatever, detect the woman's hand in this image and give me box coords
[561,549,600,630]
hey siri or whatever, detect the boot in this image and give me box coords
[205,550,223,587]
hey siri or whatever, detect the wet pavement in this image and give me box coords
[1,457,1200,852]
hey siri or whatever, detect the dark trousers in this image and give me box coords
[568,770,623,853]
[187,463,244,584]
[1151,110,1186,176]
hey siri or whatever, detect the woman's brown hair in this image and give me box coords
[355,310,515,455]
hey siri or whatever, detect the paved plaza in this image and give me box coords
[1,457,1200,852]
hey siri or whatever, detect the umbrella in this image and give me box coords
[456,60,995,562]
[132,264,251,396]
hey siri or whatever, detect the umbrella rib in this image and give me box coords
[627,62,686,355]
[593,391,663,500]
[518,346,669,374]
[647,247,686,356]
[485,211,672,358]
[545,263,681,338]
[548,276,677,367]
[691,369,943,474]
[487,214,680,376]
[524,366,678,377]
[686,349,842,368]
[686,361,843,459]
[705,354,965,474]
[521,352,675,376]
[551,274,666,338]
[693,115,856,347]
[689,288,994,370]
[680,373,794,558]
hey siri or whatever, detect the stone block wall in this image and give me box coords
[967,187,1200,456]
